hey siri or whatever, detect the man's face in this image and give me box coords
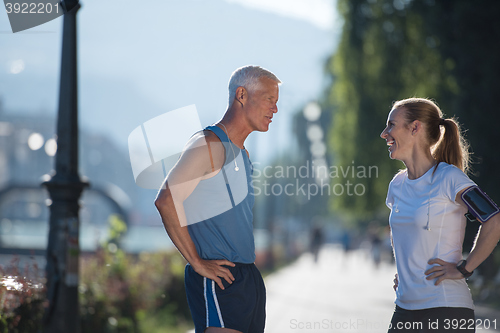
[245,76,279,132]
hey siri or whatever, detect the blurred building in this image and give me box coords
[0,101,161,253]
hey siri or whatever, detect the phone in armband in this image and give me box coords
[461,186,500,223]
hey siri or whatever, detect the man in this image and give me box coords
[155,65,281,333]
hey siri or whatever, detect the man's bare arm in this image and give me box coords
[154,131,235,290]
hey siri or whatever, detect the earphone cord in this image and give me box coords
[425,173,434,231]
[393,171,433,231]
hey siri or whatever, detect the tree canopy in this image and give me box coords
[325,0,500,223]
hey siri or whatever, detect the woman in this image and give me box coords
[380,98,500,332]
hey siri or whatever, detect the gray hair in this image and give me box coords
[228,65,281,105]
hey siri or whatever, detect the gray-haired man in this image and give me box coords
[155,65,281,333]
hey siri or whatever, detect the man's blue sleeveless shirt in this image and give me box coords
[184,125,255,264]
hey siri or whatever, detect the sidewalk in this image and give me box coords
[265,244,395,333]
[264,244,500,333]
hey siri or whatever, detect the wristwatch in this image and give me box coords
[456,260,473,278]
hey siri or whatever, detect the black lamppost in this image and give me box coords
[43,1,87,332]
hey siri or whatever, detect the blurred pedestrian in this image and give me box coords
[310,224,324,263]
[367,223,382,269]
[155,65,281,333]
[380,97,500,332]
[341,230,351,254]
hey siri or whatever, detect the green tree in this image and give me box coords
[324,0,500,284]
[325,0,500,221]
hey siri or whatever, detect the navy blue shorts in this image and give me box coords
[185,262,266,333]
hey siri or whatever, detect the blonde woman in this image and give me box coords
[380,98,500,332]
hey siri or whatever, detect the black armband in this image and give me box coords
[462,186,500,223]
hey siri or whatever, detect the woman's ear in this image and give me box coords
[411,120,421,135]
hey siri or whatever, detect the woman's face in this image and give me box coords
[380,107,413,161]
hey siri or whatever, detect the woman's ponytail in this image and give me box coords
[432,118,470,173]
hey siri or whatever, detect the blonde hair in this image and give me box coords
[393,98,470,173]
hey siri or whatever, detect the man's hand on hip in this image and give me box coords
[193,259,236,290]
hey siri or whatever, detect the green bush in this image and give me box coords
[79,216,191,332]
[0,216,192,333]
[0,257,45,333]
[79,248,191,333]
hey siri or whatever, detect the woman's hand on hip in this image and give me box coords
[425,258,463,285]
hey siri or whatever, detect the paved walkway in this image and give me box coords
[265,244,395,333]
[264,244,500,333]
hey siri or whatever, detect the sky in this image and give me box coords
[0,0,341,167]
[225,0,339,30]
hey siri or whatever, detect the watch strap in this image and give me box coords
[456,259,473,278]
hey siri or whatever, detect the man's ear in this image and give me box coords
[235,86,247,106]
